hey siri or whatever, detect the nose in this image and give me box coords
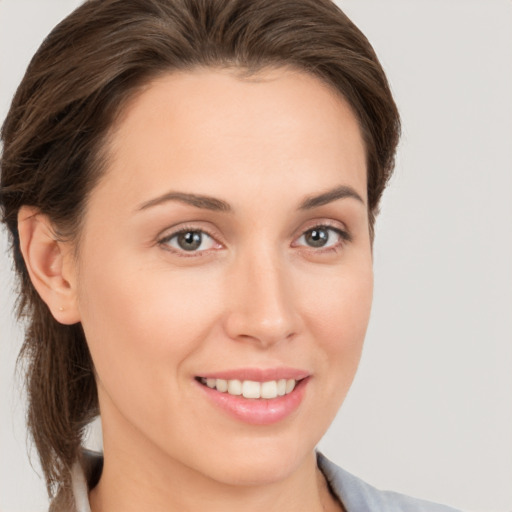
[223,247,300,348]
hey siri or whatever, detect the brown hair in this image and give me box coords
[0,0,400,502]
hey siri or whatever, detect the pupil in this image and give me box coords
[306,228,328,247]
[178,231,202,251]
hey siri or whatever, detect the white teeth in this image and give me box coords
[216,379,228,392]
[200,377,299,399]
[261,380,278,399]
[227,379,242,396]
[242,380,261,398]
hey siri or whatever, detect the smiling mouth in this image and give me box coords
[196,377,299,399]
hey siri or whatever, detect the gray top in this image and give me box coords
[68,451,462,512]
[317,452,462,512]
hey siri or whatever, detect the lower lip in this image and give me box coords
[196,378,309,425]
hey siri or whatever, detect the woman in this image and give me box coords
[0,0,461,511]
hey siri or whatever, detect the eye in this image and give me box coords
[295,226,347,249]
[160,229,218,253]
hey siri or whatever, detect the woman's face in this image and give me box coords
[72,68,372,485]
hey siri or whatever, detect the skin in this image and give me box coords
[19,67,373,512]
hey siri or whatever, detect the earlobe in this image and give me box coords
[17,206,81,325]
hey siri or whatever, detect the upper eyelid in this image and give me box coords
[322,226,351,241]
[295,220,352,242]
[160,228,214,243]
[157,223,221,243]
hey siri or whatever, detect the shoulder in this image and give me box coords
[317,452,463,512]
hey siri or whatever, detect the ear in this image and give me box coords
[17,206,81,325]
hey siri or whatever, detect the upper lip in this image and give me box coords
[197,367,310,382]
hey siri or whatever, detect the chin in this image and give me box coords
[181,431,317,488]
[208,457,303,487]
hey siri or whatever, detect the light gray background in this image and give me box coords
[1,1,511,511]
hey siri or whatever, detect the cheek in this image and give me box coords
[75,254,223,390]
[303,263,373,346]
[300,260,373,398]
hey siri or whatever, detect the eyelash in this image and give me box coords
[293,223,351,253]
[157,222,351,257]
[157,225,220,257]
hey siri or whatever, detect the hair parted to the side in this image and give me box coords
[0,0,400,502]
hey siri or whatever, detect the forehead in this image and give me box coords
[95,67,367,209]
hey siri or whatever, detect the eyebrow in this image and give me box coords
[136,192,232,212]
[299,185,365,210]
[136,184,364,214]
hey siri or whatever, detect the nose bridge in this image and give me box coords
[225,243,298,346]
